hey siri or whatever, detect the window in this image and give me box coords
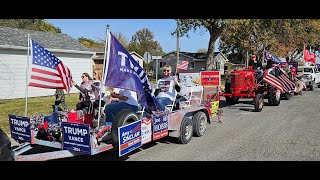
[160,62,166,68]
[190,62,195,69]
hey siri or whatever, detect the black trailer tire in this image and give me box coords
[254,94,264,112]
[111,109,140,147]
[192,111,207,137]
[309,81,315,91]
[177,116,193,144]
[0,128,14,161]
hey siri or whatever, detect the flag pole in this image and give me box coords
[175,20,180,75]
[97,24,110,128]
[25,34,30,117]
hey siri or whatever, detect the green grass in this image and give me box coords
[0,93,79,135]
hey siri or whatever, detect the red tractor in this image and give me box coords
[223,68,281,112]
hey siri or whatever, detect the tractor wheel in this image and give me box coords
[273,90,281,106]
[254,94,264,112]
[111,109,140,147]
[226,97,237,105]
[177,116,193,144]
[284,93,291,100]
[192,111,207,137]
[268,86,281,106]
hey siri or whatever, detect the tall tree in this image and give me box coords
[78,37,104,49]
[113,32,128,49]
[197,48,207,53]
[0,19,61,33]
[128,28,165,57]
[175,19,226,69]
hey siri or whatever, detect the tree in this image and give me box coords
[113,32,128,49]
[197,48,207,53]
[128,28,165,57]
[175,19,226,70]
[78,37,104,49]
[0,19,61,33]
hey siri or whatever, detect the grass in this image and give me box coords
[0,93,79,135]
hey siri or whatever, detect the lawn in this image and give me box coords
[0,93,79,135]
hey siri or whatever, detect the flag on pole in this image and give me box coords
[303,48,316,64]
[176,60,189,70]
[263,66,296,93]
[29,40,72,93]
[264,50,282,64]
[104,32,159,111]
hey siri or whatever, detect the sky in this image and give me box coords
[46,19,219,54]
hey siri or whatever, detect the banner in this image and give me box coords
[62,122,91,154]
[119,120,142,156]
[200,71,221,86]
[9,115,31,143]
[153,114,169,141]
[304,49,316,64]
[141,118,152,145]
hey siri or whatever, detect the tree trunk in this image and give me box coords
[206,34,218,70]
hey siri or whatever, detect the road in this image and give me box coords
[14,89,320,161]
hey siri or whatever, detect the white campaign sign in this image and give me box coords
[141,118,152,145]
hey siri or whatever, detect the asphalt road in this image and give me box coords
[14,88,320,161]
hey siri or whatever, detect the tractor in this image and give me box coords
[223,67,281,112]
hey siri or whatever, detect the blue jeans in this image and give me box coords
[257,69,263,78]
[104,102,138,124]
[156,97,173,111]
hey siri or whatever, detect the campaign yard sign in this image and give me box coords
[9,114,31,143]
[141,118,152,145]
[119,120,142,156]
[62,122,91,154]
[153,114,169,141]
[200,71,221,86]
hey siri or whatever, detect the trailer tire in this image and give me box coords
[192,112,207,137]
[0,128,14,161]
[309,81,315,91]
[177,116,193,144]
[254,94,264,112]
[111,110,139,147]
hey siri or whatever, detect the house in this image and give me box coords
[0,26,94,99]
[92,51,144,70]
[153,51,229,76]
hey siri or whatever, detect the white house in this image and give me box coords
[0,26,94,99]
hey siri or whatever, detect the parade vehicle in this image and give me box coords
[8,87,215,161]
[222,67,285,112]
[299,65,320,90]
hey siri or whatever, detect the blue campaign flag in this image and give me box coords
[104,32,159,111]
[264,50,283,64]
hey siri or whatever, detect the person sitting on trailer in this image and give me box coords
[154,65,180,111]
[104,88,139,126]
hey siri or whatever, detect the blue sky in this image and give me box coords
[46,19,219,54]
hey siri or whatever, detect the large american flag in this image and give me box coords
[263,66,296,93]
[29,40,72,93]
[177,60,189,70]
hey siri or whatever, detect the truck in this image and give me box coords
[299,65,320,90]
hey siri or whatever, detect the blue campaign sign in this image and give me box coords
[62,122,91,154]
[8,114,31,143]
[152,114,169,141]
[119,120,142,157]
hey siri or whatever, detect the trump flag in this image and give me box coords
[29,40,72,93]
[104,32,159,111]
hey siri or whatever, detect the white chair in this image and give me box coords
[179,86,203,108]
[165,90,177,112]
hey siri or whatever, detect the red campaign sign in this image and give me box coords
[200,71,221,86]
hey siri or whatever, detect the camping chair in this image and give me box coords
[165,90,177,112]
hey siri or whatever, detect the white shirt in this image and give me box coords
[156,76,177,101]
[93,80,107,102]
[113,88,138,107]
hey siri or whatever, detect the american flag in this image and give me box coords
[29,40,72,93]
[177,60,189,70]
[263,66,296,93]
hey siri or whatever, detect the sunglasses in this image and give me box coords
[81,76,85,78]
[163,70,170,72]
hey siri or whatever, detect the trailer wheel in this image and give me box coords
[177,116,193,144]
[309,81,315,91]
[111,109,139,146]
[0,128,14,161]
[254,94,264,112]
[192,112,207,137]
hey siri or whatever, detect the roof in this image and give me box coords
[0,26,91,52]
[164,51,220,60]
